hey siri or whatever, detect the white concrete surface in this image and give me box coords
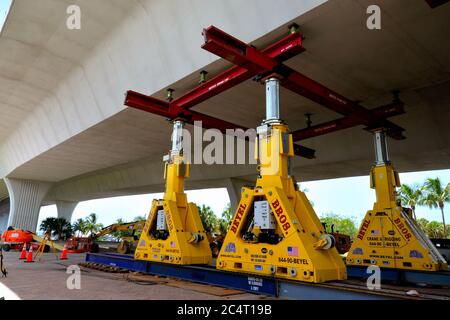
[55,200,78,222]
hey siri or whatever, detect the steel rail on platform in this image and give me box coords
[347,266,450,287]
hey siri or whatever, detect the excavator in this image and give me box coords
[67,220,146,254]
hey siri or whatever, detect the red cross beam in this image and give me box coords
[125,27,316,159]
[202,26,405,140]
[125,91,315,159]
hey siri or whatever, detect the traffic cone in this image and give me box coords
[19,244,27,260]
[24,246,34,263]
[60,245,68,260]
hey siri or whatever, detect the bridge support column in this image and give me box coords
[56,200,78,223]
[5,178,51,232]
[225,178,250,212]
[0,198,10,233]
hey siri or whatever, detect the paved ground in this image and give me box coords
[0,251,267,300]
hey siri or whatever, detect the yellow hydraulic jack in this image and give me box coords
[216,77,347,283]
[135,120,212,265]
[346,129,448,271]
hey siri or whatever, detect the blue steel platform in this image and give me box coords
[85,253,403,300]
[347,266,450,287]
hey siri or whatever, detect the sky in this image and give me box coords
[37,168,450,228]
[0,0,12,33]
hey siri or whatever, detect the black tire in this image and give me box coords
[90,243,99,253]
[2,244,11,252]
[43,245,50,253]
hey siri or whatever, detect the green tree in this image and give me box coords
[320,213,358,239]
[215,219,229,236]
[221,203,233,222]
[425,221,446,239]
[198,205,217,233]
[84,213,104,236]
[40,217,73,240]
[416,218,429,232]
[53,218,73,240]
[398,184,423,220]
[134,215,146,221]
[40,217,57,237]
[115,218,125,224]
[421,178,449,237]
[72,218,87,236]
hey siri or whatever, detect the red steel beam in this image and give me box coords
[201,26,405,140]
[124,25,404,160]
[125,90,244,132]
[124,29,316,159]
[125,90,315,159]
[171,28,304,111]
[292,101,404,141]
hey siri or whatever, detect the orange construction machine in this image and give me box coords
[1,227,36,251]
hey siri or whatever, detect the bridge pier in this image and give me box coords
[56,200,78,223]
[4,178,51,232]
[0,198,10,234]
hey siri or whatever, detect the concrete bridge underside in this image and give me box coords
[0,0,449,231]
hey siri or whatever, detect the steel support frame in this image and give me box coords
[125,25,405,160]
[125,29,317,158]
[201,26,405,140]
[292,101,404,141]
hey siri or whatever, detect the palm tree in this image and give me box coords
[84,213,104,236]
[421,178,450,237]
[398,184,423,219]
[72,218,87,236]
[134,215,146,221]
[53,218,73,240]
[40,217,58,237]
[40,217,73,240]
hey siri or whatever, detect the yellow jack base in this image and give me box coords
[135,199,212,265]
[216,186,347,283]
[347,164,448,272]
[346,206,448,272]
